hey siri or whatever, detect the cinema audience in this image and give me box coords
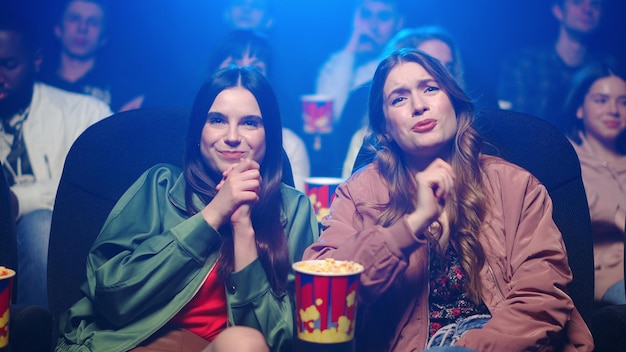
[0,10,112,308]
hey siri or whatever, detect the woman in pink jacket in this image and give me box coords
[303,49,593,352]
[559,59,626,306]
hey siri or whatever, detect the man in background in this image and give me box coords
[39,0,145,112]
[497,0,608,124]
[315,0,404,120]
[0,10,111,307]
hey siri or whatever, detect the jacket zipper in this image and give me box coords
[487,264,506,301]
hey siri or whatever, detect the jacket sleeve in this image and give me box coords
[456,166,587,351]
[227,187,319,352]
[85,165,222,327]
[302,172,429,304]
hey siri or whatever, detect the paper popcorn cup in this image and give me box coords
[293,259,364,343]
[302,95,334,134]
[0,267,16,348]
[304,177,343,222]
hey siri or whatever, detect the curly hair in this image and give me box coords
[368,49,487,302]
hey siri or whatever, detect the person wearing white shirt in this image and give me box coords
[0,15,112,307]
[314,0,404,120]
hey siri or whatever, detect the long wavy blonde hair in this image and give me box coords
[368,49,487,303]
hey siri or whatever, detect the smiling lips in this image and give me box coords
[604,120,621,129]
[412,119,437,133]
[219,151,246,160]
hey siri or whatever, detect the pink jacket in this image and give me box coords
[303,155,593,352]
[571,134,626,227]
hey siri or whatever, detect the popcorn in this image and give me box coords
[0,267,13,279]
[294,258,363,275]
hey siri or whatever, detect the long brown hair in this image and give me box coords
[183,67,289,292]
[368,49,487,302]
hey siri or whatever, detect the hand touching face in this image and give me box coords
[348,0,403,54]
[405,158,455,235]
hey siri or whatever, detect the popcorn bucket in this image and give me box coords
[293,259,364,343]
[305,177,343,222]
[0,267,16,348]
[302,95,333,134]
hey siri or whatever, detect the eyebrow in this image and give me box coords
[206,111,225,119]
[241,114,263,121]
[588,93,626,99]
[206,111,263,121]
[386,87,410,101]
[386,78,438,99]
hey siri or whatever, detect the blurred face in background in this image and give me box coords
[224,0,273,31]
[553,0,603,36]
[355,0,403,53]
[55,0,106,59]
[577,75,626,146]
[0,31,40,117]
[417,39,454,75]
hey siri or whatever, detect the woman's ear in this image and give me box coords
[576,106,584,120]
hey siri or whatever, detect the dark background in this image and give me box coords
[7,0,626,122]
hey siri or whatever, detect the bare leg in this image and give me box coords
[203,326,269,352]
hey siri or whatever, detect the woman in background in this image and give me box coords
[56,67,319,352]
[560,59,626,305]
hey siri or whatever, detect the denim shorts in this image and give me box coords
[425,314,491,349]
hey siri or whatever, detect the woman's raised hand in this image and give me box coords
[201,159,262,230]
[406,158,455,235]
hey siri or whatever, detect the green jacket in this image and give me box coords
[56,164,319,352]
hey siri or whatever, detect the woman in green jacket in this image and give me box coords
[56,67,319,352]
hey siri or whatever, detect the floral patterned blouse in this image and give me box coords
[428,242,490,336]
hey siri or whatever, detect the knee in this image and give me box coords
[206,326,269,352]
[22,208,52,223]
